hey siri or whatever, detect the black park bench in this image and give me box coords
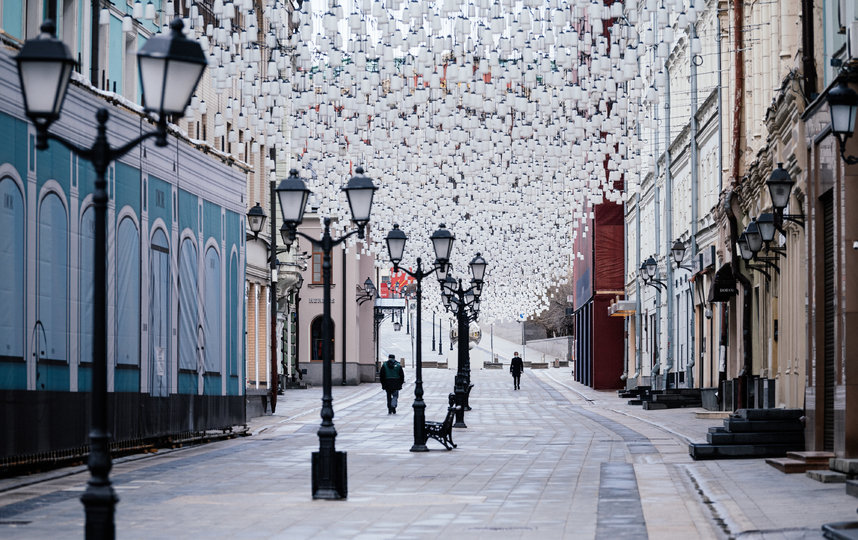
[425,405,460,450]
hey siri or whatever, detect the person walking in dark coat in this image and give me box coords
[379,354,405,414]
[510,352,524,390]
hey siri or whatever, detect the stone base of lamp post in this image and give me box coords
[410,398,429,452]
[311,449,348,499]
[452,375,467,428]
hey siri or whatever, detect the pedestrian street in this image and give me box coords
[2,361,855,539]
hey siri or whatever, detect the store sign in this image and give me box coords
[707,264,737,302]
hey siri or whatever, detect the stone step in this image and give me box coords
[766,457,826,474]
[695,411,731,419]
[689,442,801,460]
[847,479,858,498]
[806,470,847,483]
[735,408,804,421]
[821,521,858,539]
[723,418,804,433]
[830,458,858,476]
[787,451,835,464]
[707,431,804,445]
[663,388,702,397]
[653,393,701,403]
[642,401,669,410]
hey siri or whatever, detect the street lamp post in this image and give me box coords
[278,167,377,500]
[439,317,444,355]
[15,19,206,539]
[384,224,454,452]
[640,257,668,390]
[440,253,487,429]
[247,177,318,407]
[432,312,436,351]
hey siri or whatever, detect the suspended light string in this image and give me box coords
[141,0,707,322]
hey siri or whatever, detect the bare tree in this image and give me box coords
[530,279,575,338]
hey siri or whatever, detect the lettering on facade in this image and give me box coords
[308,298,334,303]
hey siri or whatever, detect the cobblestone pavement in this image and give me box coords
[2,365,856,539]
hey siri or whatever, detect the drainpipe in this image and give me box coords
[270,180,278,413]
[689,22,700,388]
[800,0,817,98]
[634,87,642,381]
[341,245,347,385]
[635,192,642,379]
[664,62,674,390]
[729,1,750,409]
[731,0,744,190]
[724,190,753,410]
[90,0,100,87]
[651,10,663,391]
[717,8,723,194]
[623,194,629,383]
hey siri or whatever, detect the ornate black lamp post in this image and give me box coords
[440,253,487,428]
[385,224,454,452]
[278,167,377,500]
[640,257,667,390]
[15,19,205,539]
[432,312,436,351]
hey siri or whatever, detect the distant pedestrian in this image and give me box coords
[380,354,405,414]
[510,352,524,390]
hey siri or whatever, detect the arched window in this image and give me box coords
[78,206,95,390]
[310,315,334,362]
[227,251,238,392]
[0,177,25,389]
[116,217,140,367]
[203,246,221,375]
[38,192,68,390]
[178,237,198,379]
[149,228,170,397]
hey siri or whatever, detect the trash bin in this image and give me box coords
[554,358,560,368]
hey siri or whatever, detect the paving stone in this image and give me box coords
[1,334,857,539]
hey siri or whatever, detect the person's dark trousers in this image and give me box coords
[386,390,394,413]
[513,375,521,389]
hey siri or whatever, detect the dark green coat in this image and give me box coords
[380,359,404,391]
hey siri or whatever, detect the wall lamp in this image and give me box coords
[827,80,858,165]
[766,164,805,229]
[640,257,667,292]
[741,219,781,276]
[670,239,694,271]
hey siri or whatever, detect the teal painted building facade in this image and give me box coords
[0,32,247,459]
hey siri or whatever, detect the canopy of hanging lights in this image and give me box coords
[168,0,690,321]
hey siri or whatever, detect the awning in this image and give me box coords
[707,263,738,302]
[608,300,636,317]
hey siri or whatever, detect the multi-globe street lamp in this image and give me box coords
[15,19,206,538]
[277,167,378,500]
[440,253,487,428]
[384,224,454,452]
